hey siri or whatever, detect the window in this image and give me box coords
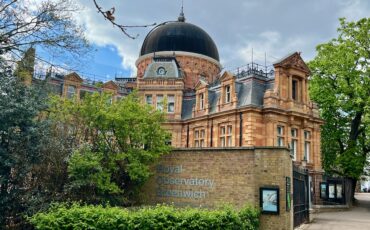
[200,129,205,147]
[277,126,285,147]
[227,125,232,146]
[107,96,113,104]
[146,95,153,105]
[199,93,204,110]
[194,128,205,147]
[165,134,172,146]
[80,90,92,100]
[291,128,298,161]
[167,95,175,113]
[292,80,298,100]
[51,84,62,96]
[225,85,231,103]
[156,95,163,111]
[304,130,311,162]
[67,85,76,98]
[220,125,232,147]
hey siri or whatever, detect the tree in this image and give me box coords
[0,0,88,59]
[48,92,171,205]
[0,69,50,227]
[309,18,370,202]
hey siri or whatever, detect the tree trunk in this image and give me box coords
[350,178,357,206]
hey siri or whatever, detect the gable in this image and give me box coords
[195,77,208,90]
[273,52,310,74]
[102,81,118,90]
[219,71,235,82]
[64,72,83,83]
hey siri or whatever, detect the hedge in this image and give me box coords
[29,203,260,230]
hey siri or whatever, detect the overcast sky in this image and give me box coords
[48,0,369,80]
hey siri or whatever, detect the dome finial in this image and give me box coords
[178,0,185,22]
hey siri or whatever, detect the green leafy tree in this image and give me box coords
[0,70,50,227]
[49,92,171,204]
[309,18,370,201]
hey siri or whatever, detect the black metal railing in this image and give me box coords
[293,165,309,228]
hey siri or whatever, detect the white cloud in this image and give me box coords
[338,0,370,21]
[65,0,370,75]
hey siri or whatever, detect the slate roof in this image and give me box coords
[181,98,195,120]
[208,90,220,113]
[144,60,182,79]
[181,72,274,120]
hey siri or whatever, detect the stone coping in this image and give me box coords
[173,146,290,152]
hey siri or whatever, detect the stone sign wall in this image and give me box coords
[139,147,293,230]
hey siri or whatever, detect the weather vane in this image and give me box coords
[178,0,185,22]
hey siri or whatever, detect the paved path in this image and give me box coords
[303,193,370,230]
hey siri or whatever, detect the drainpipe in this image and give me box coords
[239,112,243,147]
[186,124,189,148]
[210,119,213,147]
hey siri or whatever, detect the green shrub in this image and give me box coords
[29,203,260,230]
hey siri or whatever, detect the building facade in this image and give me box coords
[33,12,324,208]
[135,13,324,206]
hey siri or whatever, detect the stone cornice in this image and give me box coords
[136,51,222,68]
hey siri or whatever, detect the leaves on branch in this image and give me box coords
[308,17,370,180]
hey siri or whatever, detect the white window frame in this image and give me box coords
[225,85,231,103]
[194,128,205,147]
[156,95,163,111]
[200,93,204,110]
[146,94,153,105]
[291,128,298,161]
[167,95,175,113]
[67,85,76,98]
[220,124,232,147]
[277,125,285,147]
[304,130,311,162]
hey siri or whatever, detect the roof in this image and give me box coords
[140,21,219,61]
[180,72,271,120]
[144,59,182,79]
[273,52,310,73]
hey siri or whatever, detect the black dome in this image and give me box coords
[140,21,219,61]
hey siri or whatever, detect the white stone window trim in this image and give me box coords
[277,125,285,147]
[167,95,175,113]
[225,85,231,103]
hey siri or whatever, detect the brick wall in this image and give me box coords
[139,147,293,230]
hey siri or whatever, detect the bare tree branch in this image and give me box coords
[0,0,89,59]
[92,0,156,39]
[0,0,17,14]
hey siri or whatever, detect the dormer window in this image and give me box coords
[225,85,231,103]
[199,93,204,110]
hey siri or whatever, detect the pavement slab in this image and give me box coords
[299,193,370,230]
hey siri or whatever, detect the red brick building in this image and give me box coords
[136,13,324,205]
